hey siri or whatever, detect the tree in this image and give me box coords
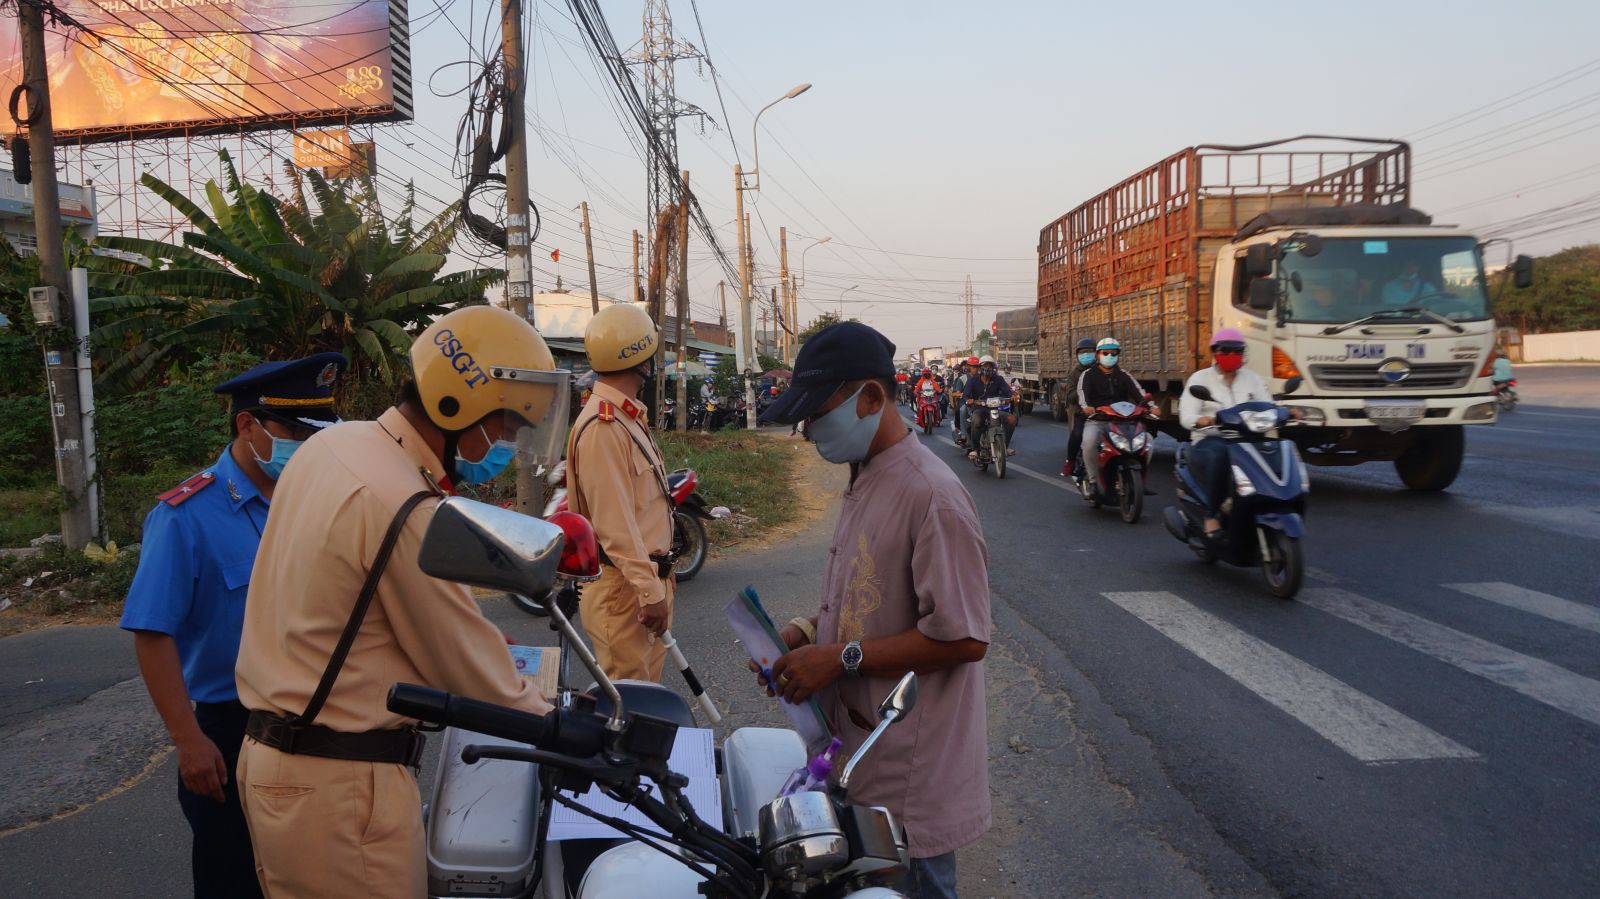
[1491,244,1600,333]
[797,311,860,344]
[87,150,504,392]
[756,351,787,373]
[970,330,993,357]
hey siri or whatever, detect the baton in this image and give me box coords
[659,629,722,724]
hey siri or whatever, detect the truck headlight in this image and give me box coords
[1287,405,1325,425]
[1232,465,1257,496]
[1464,402,1497,422]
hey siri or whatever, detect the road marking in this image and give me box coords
[1301,588,1600,728]
[1517,410,1600,420]
[1102,591,1478,763]
[1444,582,1600,636]
[1486,426,1547,434]
[902,415,1072,490]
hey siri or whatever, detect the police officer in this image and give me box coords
[121,352,346,899]
[568,303,676,681]
[234,306,569,897]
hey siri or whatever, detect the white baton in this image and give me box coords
[659,629,722,724]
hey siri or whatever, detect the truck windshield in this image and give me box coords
[1277,237,1489,325]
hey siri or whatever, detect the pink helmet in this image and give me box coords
[1209,327,1246,349]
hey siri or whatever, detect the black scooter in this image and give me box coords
[1163,378,1309,598]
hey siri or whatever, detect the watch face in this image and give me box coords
[842,643,863,670]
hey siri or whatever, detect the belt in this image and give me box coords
[246,710,425,768]
[597,546,676,579]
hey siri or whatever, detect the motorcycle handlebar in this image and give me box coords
[387,684,607,758]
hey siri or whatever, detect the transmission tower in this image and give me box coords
[629,1,706,238]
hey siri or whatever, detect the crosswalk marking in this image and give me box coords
[1102,591,1478,763]
[1300,588,1600,729]
[1444,582,1600,636]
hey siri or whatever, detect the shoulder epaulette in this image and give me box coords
[158,470,217,506]
[597,400,617,422]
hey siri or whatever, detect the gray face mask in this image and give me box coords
[807,385,882,464]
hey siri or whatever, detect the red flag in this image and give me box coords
[550,248,561,262]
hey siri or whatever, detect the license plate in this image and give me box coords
[1365,401,1425,420]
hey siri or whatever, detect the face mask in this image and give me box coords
[1215,353,1246,373]
[1098,352,1119,368]
[1077,352,1096,366]
[455,425,518,484]
[250,420,303,480]
[808,385,882,464]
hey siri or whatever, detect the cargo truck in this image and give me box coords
[1034,135,1531,491]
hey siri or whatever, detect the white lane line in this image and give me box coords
[1301,588,1600,729]
[1102,591,1478,763]
[1444,582,1600,636]
[1486,426,1547,434]
[1517,410,1600,420]
[901,414,1072,491]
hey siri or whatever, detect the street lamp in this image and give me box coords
[798,235,832,291]
[837,284,859,317]
[735,82,812,429]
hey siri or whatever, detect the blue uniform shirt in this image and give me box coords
[120,447,268,704]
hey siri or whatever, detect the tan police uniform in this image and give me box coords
[567,380,676,681]
[235,408,551,898]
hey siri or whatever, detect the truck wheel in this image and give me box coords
[1394,425,1464,492]
[1050,385,1068,422]
[1020,400,1034,415]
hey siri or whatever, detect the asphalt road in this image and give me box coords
[3,364,1595,897]
[904,364,1600,898]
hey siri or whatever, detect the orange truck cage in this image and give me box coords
[1036,136,1411,384]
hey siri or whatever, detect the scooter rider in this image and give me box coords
[1061,337,1097,477]
[950,356,977,444]
[1076,338,1146,485]
[1178,328,1297,536]
[966,356,1016,459]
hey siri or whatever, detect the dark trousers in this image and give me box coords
[178,701,263,899]
[1187,438,1232,517]
[1067,414,1086,470]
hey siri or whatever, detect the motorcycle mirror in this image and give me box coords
[1188,384,1214,402]
[837,673,917,796]
[1282,376,1303,395]
[419,497,564,599]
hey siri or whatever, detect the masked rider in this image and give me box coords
[1061,337,1097,478]
[950,356,977,445]
[1076,338,1145,485]
[965,356,1015,458]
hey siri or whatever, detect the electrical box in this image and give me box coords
[28,286,61,326]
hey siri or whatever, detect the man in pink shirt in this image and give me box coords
[759,322,992,899]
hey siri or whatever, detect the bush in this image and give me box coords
[0,540,141,619]
[0,394,55,488]
[102,461,196,544]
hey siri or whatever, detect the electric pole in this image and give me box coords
[19,0,92,549]
[733,166,754,428]
[964,274,974,353]
[779,226,792,361]
[718,280,727,330]
[581,201,600,314]
[770,287,780,364]
[632,229,642,304]
[499,0,541,514]
[675,170,690,431]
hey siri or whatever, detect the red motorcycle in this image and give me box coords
[1494,378,1518,412]
[1078,400,1158,524]
[510,463,713,616]
[915,384,942,435]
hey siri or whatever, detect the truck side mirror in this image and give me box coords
[1245,244,1274,277]
[1248,278,1277,311]
[1281,376,1303,395]
[1512,255,1534,289]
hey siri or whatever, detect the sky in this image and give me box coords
[32,0,1600,357]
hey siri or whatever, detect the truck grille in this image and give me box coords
[1310,362,1474,391]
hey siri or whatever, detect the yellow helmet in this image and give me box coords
[412,306,571,461]
[584,304,660,373]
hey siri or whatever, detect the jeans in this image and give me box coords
[900,852,959,899]
[1186,438,1232,517]
[179,701,263,899]
[1081,420,1105,481]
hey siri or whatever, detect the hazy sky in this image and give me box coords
[360,0,1600,354]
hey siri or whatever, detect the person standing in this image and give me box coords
[121,352,347,899]
[568,303,676,681]
[235,306,569,897]
[758,322,991,899]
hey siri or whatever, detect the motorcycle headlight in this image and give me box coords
[1132,431,1151,451]
[1243,410,1279,434]
[986,397,1003,408]
[1109,431,1131,451]
[1231,464,1257,496]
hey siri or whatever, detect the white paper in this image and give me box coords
[545,727,722,841]
[722,593,833,753]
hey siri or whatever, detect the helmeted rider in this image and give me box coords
[965,355,1015,458]
[1076,337,1145,486]
[914,367,940,401]
[1062,337,1098,477]
[950,355,978,444]
[1178,328,1294,536]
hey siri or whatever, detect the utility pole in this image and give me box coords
[632,229,642,304]
[675,171,690,431]
[770,287,780,364]
[19,0,92,549]
[498,0,540,514]
[964,274,974,353]
[733,166,755,428]
[718,280,727,330]
[581,201,600,314]
[788,273,797,359]
[779,226,792,361]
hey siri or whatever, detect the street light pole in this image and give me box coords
[837,284,859,318]
[797,235,832,328]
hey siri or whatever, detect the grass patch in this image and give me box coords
[0,486,59,547]
[658,431,798,549]
[0,541,141,637]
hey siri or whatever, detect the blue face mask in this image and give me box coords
[1077,352,1096,366]
[808,385,883,464]
[1098,352,1120,368]
[250,420,303,480]
[455,425,518,484]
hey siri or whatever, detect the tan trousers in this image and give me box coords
[237,736,425,898]
[582,565,673,682]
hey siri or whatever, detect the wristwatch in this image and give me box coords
[841,641,863,677]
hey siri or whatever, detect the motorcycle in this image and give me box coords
[915,386,941,435]
[399,498,916,899]
[659,396,679,432]
[1076,400,1157,524]
[1162,379,1309,599]
[967,395,1012,478]
[1494,379,1518,412]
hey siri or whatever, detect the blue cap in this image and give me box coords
[213,352,348,428]
[760,322,895,424]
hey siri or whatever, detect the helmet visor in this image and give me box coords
[485,366,572,467]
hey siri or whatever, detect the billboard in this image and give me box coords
[1,0,412,143]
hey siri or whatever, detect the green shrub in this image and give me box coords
[0,485,59,545]
[0,394,55,488]
[102,461,196,544]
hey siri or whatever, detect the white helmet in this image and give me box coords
[1096,337,1121,352]
[979,354,995,365]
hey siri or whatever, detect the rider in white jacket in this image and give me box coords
[1179,329,1276,535]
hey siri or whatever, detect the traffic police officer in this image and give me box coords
[568,303,676,681]
[121,352,346,899]
[235,305,569,898]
